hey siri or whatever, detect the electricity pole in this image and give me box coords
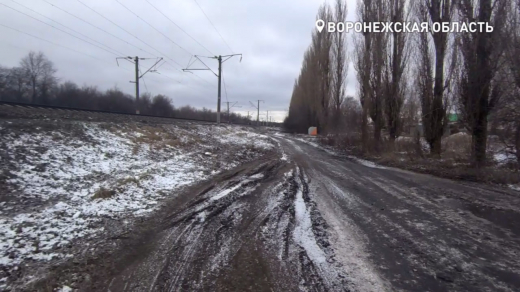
[134,58,139,113]
[183,54,242,124]
[224,101,240,123]
[249,100,264,126]
[117,56,163,114]
[217,56,222,123]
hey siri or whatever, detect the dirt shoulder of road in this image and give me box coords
[25,151,280,291]
[0,115,276,290]
[292,135,520,187]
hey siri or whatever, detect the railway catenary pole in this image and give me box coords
[249,100,263,126]
[183,54,242,124]
[258,100,260,124]
[224,101,238,123]
[135,57,139,114]
[217,56,222,123]
[116,56,163,115]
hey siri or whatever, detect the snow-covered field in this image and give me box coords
[0,120,274,289]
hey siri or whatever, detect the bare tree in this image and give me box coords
[20,51,56,104]
[285,3,334,134]
[342,96,363,133]
[369,2,389,152]
[313,4,334,133]
[0,66,10,100]
[401,92,420,134]
[384,0,410,144]
[9,67,30,101]
[502,0,520,166]
[415,0,455,156]
[456,0,510,166]
[331,0,348,133]
[355,0,374,154]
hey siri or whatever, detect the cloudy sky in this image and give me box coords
[0,0,357,122]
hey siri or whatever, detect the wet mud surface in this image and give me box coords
[19,134,520,291]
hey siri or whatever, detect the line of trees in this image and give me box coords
[0,51,252,123]
[285,0,520,168]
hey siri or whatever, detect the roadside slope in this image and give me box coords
[0,119,274,290]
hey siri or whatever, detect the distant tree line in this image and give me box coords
[0,51,252,124]
[285,0,520,168]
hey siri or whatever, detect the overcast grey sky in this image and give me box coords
[0,0,357,122]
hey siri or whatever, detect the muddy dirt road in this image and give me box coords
[85,134,520,292]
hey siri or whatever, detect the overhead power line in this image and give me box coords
[41,0,156,57]
[163,62,215,88]
[0,3,121,57]
[74,0,213,88]
[0,23,130,70]
[144,0,213,56]
[114,0,192,57]
[222,70,229,103]
[74,0,160,57]
[10,0,123,56]
[35,0,213,98]
[139,69,149,93]
[192,0,234,53]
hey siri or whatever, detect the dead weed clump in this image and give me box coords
[442,133,472,162]
[319,133,362,152]
[117,176,140,186]
[92,187,116,200]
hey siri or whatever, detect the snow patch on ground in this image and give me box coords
[57,285,73,292]
[292,169,327,265]
[270,136,289,161]
[209,127,274,151]
[494,152,517,165]
[509,184,520,192]
[0,122,274,289]
[347,156,387,169]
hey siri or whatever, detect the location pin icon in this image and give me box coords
[316,19,325,33]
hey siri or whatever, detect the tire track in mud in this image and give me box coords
[150,162,281,292]
[103,155,356,292]
[258,166,351,292]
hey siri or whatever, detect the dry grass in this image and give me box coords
[131,125,201,153]
[51,133,62,142]
[92,187,116,200]
[318,131,519,185]
[116,176,139,186]
[442,133,472,161]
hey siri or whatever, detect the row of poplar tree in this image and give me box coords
[285,0,520,167]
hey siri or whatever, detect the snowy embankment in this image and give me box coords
[0,121,273,288]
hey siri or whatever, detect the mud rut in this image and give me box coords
[103,158,349,292]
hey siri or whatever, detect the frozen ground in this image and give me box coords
[44,132,520,292]
[3,113,520,291]
[0,119,274,289]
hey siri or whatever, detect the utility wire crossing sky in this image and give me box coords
[0,0,359,122]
